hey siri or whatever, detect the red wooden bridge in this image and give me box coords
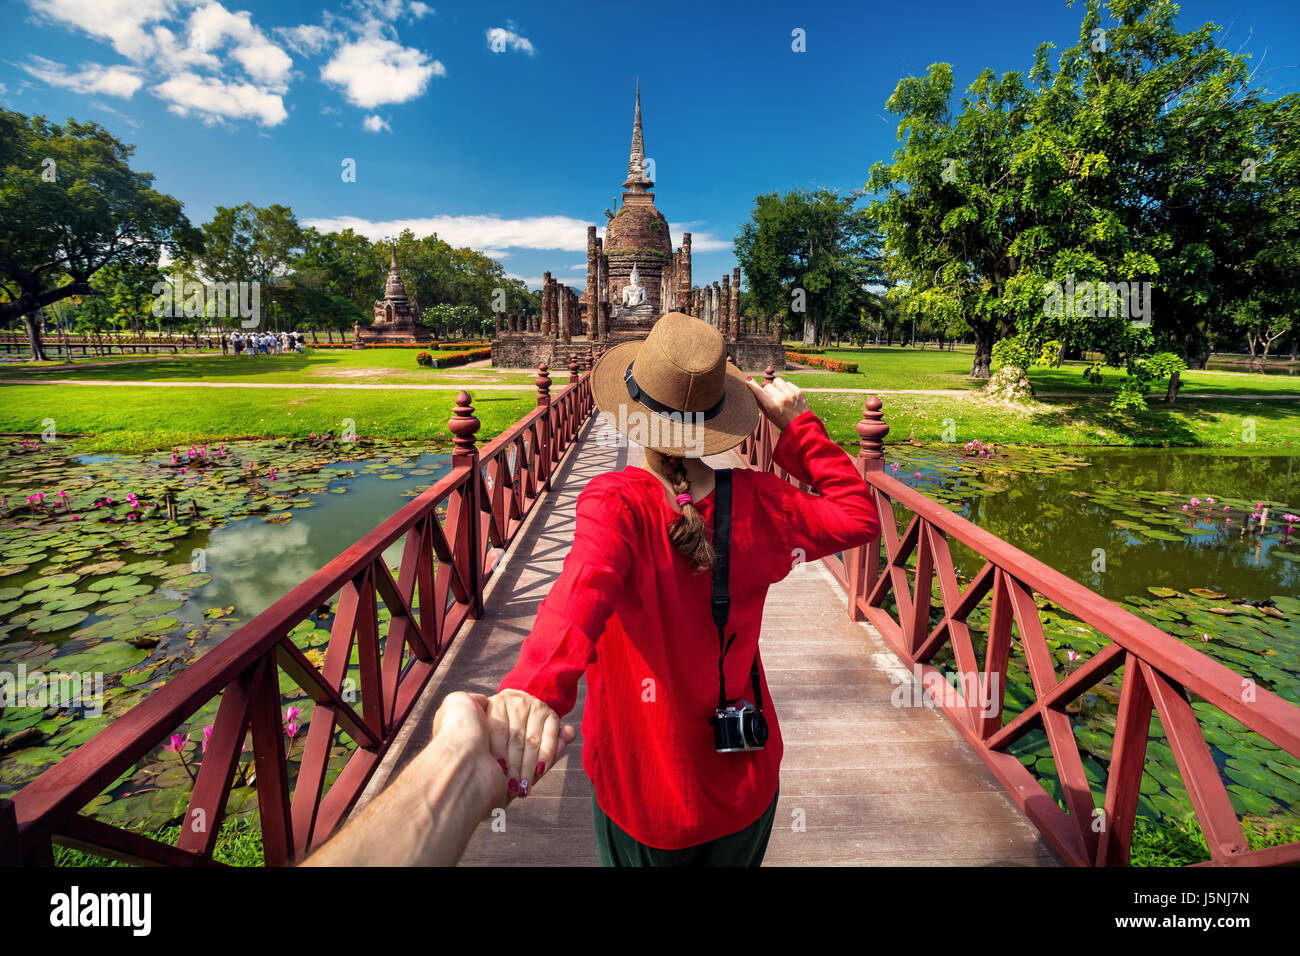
[2,352,1298,867]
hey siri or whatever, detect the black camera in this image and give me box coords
[710,698,768,752]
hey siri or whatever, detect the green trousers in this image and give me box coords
[591,785,779,867]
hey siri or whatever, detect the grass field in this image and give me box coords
[1,342,1295,452]
[0,383,537,452]
[778,344,1300,396]
[0,348,542,387]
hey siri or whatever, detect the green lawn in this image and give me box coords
[0,348,543,387]
[810,391,1300,447]
[1,342,1295,452]
[779,343,1300,396]
[0,384,538,453]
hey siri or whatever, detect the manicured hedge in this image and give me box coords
[786,350,858,373]
[428,348,492,369]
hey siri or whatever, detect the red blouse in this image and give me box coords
[497,410,881,849]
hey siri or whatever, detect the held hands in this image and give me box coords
[744,374,812,430]
[485,689,577,801]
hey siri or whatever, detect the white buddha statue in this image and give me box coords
[621,264,647,308]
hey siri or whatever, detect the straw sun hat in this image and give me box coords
[590,312,760,458]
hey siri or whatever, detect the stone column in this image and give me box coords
[774,313,783,343]
[558,287,567,342]
[712,282,721,329]
[598,249,609,340]
[721,273,731,340]
[680,234,692,314]
[540,272,552,336]
[731,268,742,341]
[586,226,598,340]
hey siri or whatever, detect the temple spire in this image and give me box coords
[623,79,653,193]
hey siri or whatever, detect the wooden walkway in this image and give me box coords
[357,414,1061,866]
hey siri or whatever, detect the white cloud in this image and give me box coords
[408,2,432,19]
[362,114,390,132]
[303,214,594,252]
[505,274,545,289]
[20,57,143,97]
[486,26,534,55]
[89,100,141,127]
[669,224,730,252]
[277,23,334,56]
[28,0,175,61]
[154,72,288,126]
[321,33,444,107]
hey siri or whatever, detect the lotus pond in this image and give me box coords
[874,443,1300,859]
[1,435,1297,863]
[0,434,458,835]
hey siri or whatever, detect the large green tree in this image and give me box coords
[734,188,882,346]
[0,110,195,359]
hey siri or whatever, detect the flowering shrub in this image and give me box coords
[788,351,858,373]
[416,351,433,367]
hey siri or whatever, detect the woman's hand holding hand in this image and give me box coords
[745,375,812,430]
[486,689,577,800]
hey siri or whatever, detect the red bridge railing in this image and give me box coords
[0,353,599,866]
[736,380,1300,867]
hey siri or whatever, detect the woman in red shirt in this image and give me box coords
[488,313,881,865]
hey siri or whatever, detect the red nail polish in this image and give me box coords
[508,778,518,792]
[535,761,545,777]
[498,757,508,772]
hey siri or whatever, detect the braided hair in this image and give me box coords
[658,453,717,574]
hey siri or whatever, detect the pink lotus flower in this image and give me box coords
[1182,504,1189,511]
[1190,497,1200,507]
[1206,497,1216,504]
[57,490,67,499]
[202,726,213,754]
[70,515,79,521]
[1284,514,1299,523]
[1066,649,1081,663]
[1223,505,1230,511]
[163,733,190,754]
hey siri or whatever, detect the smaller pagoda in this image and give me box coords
[359,245,431,344]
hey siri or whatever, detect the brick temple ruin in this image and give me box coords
[491,85,787,372]
[357,245,432,345]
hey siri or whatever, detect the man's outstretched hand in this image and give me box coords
[485,689,577,802]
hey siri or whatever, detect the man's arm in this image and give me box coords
[300,692,507,867]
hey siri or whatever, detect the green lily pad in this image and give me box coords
[87,575,141,593]
[165,573,211,589]
[1147,587,1180,599]
[29,610,91,633]
[76,560,127,576]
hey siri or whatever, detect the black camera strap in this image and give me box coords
[710,469,764,713]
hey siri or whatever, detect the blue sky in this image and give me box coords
[2,0,1297,293]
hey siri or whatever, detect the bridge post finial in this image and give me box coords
[856,396,888,472]
[536,363,551,407]
[569,352,580,383]
[585,345,594,372]
[450,390,480,463]
[763,364,775,385]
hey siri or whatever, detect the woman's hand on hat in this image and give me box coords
[745,375,812,430]
[485,688,577,801]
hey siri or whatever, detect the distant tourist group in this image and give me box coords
[223,330,305,356]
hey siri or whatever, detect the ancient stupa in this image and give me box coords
[359,245,431,344]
